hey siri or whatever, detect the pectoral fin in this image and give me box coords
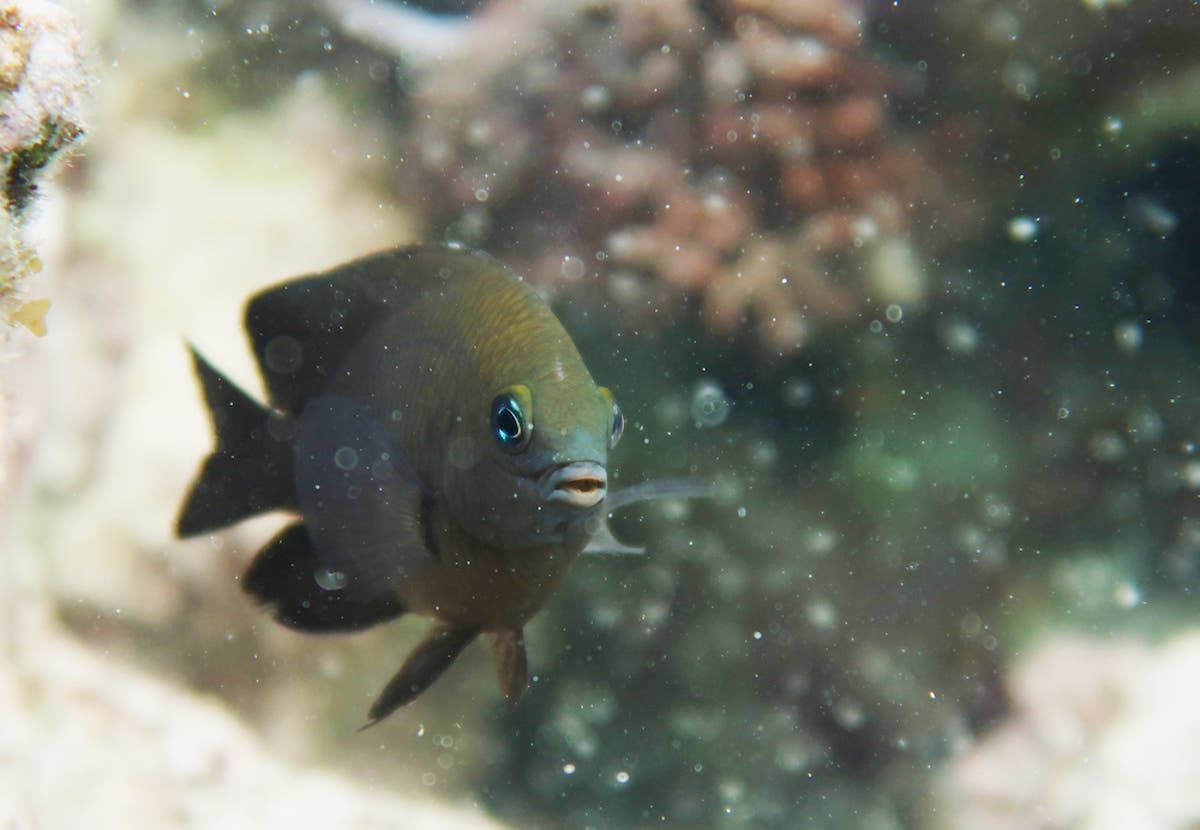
[363,624,479,727]
[490,629,528,705]
[584,478,716,556]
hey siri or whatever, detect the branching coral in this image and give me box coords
[0,0,88,336]
[328,0,940,353]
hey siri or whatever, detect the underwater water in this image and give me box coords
[2,0,1199,828]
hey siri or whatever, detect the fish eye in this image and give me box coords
[491,391,531,453]
[609,398,624,449]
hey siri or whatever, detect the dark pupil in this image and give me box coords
[497,405,521,441]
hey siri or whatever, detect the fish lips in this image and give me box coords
[539,461,608,510]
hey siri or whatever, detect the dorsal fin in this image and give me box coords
[244,244,509,413]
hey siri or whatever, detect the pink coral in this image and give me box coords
[334,0,943,352]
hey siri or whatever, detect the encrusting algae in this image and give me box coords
[0,0,88,336]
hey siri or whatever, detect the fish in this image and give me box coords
[175,244,710,726]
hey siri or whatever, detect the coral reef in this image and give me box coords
[0,0,88,334]
[327,0,947,354]
[7,2,1199,829]
[931,632,1200,830]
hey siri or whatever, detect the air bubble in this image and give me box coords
[690,380,730,428]
[334,446,359,471]
[264,335,303,374]
[560,256,586,281]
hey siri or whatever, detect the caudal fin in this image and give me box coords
[175,345,294,537]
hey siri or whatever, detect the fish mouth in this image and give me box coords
[540,461,607,509]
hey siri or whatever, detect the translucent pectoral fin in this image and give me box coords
[582,517,647,556]
[583,478,716,556]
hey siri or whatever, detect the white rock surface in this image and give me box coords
[934,632,1200,830]
[0,608,508,830]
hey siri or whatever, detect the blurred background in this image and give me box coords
[2,0,1198,827]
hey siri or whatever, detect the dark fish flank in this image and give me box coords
[176,244,709,725]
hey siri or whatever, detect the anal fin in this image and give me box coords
[244,522,405,632]
[490,629,528,705]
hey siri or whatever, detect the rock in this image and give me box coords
[933,632,1200,830]
[0,609,511,830]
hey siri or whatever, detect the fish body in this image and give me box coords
[176,245,698,724]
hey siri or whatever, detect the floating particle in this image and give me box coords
[1184,460,1200,490]
[939,318,980,355]
[805,598,837,630]
[717,778,745,802]
[1007,215,1039,243]
[1126,407,1163,444]
[782,377,814,408]
[869,237,925,306]
[1128,195,1178,238]
[832,698,865,730]
[805,528,838,556]
[1089,430,1125,462]
[1000,59,1037,99]
[1114,582,1140,608]
[580,84,611,112]
[748,439,779,469]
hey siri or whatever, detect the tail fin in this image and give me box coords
[175,344,294,537]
